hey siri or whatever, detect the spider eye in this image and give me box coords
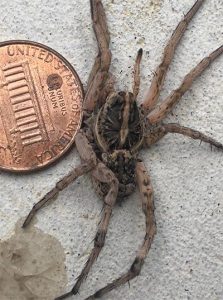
[101,153,108,163]
[118,91,125,97]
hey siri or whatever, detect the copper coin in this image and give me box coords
[0,40,83,172]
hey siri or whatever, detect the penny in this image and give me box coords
[0,41,83,172]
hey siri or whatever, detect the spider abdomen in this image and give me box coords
[93,150,137,200]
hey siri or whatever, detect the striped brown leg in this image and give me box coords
[144,123,223,150]
[142,0,205,113]
[22,131,97,228]
[133,48,143,100]
[55,162,118,300]
[84,0,113,113]
[147,45,223,124]
[83,161,156,300]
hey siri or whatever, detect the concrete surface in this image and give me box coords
[0,0,223,299]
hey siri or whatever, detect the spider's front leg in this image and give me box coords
[142,0,205,113]
[147,45,223,124]
[22,131,97,228]
[144,123,223,150]
[84,0,113,113]
[55,162,118,300]
[83,161,156,300]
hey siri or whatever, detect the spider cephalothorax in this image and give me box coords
[21,1,223,300]
[94,91,145,153]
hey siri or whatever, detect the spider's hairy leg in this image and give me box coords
[143,124,167,146]
[147,45,223,124]
[141,0,205,113]
[84,0,113,113]
[133,48,143,100]
[55,162,118,300]
[83,161,156,300]
[22,131,97,228]
[144,123,223,150]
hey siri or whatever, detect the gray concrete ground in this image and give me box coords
[0,1,223,300]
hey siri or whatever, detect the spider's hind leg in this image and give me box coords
[55,162,118,299]
[22,131,97,228]
[83,161,156,300]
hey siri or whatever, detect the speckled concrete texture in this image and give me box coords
[0,1,223,300]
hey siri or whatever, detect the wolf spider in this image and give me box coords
[22,0,223,299]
